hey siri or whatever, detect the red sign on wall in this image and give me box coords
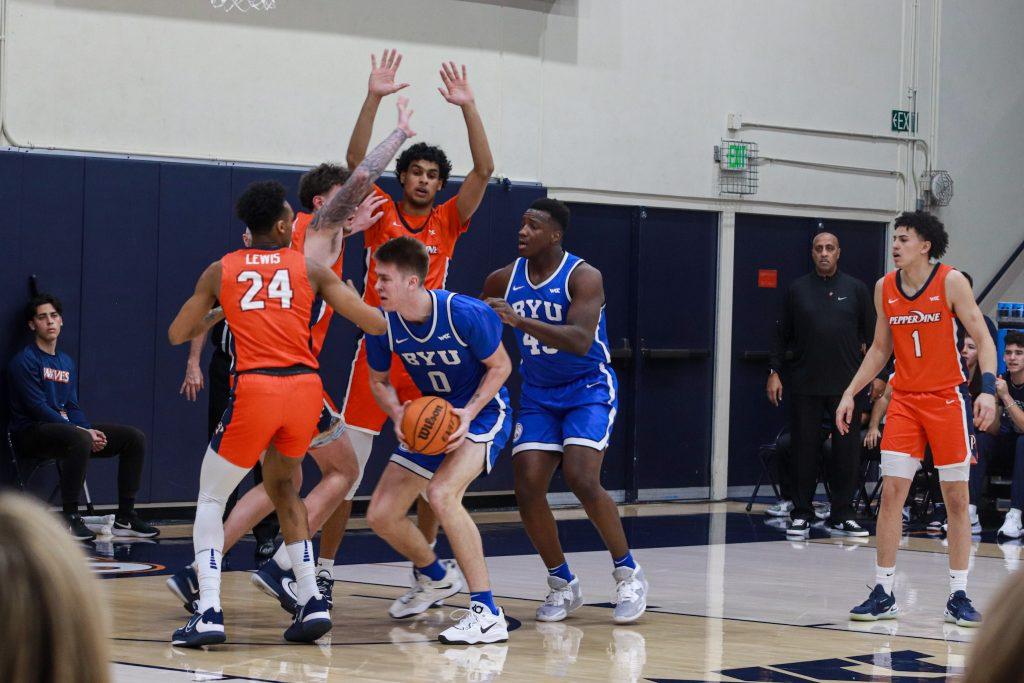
[757,269,778,288]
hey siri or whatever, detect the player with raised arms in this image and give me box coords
[482,198,648,624]
[165,99,414,647]
[363,236,512,644]
[837,211,997,627]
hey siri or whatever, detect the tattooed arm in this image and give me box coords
[309,96,415,235]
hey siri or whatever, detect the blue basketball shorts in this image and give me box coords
[512,365,618,455]
[389,396,511,480]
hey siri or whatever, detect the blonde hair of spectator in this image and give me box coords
[0,492,110,683]
[964,570,1024,683]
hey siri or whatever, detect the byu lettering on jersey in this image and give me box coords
[365,290,511,478]
[503,252,618,454]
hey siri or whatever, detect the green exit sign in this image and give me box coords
[721,142,749,170]
[891,109,917,132]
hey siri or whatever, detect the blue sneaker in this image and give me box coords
[944,590,982,627]
[849,584,898,621]
[166,565,199,614]
[251,559,297,615]
[284,595,332,643]
[171,607,226,648]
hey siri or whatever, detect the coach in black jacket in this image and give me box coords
[767,232,874,536]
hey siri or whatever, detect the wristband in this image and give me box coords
[981,372,997,396]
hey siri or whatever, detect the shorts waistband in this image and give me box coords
[236,365,317,377]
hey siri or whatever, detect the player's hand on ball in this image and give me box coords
[393,400,412,449]
[835,393,855,435]
[444,407,471,453]
[974,393,996,432]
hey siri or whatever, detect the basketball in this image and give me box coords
[401,396,460,455]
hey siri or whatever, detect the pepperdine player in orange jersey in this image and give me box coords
[166,174,388,617]
[166,98,414,648]
[836,211,997,628]
[340,50,495,568]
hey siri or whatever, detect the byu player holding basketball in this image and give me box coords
[166,101,412,647]
[482,198,648,623]
[364,236,513,645]
[837,211,997,627]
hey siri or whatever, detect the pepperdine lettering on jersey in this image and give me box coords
[889,310,943,326]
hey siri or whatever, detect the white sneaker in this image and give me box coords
[437,602,509,644]
[408,559,458,608]
[765,500,794,517]
[998,509,1023,539]
[389,563,464,619]
[612,566,648,623]
[536,575,584,622]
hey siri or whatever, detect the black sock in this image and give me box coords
[118,497,134,518]
[63,502,78,517]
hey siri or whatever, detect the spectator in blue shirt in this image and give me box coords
[7,293,159,541]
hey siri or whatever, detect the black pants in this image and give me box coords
[209,351,279,543]
[790,393,860,523]
[12,422,145,516]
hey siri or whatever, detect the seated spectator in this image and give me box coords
[986,331,1024,539]
[0,491,111,683]
[6,293,159,541]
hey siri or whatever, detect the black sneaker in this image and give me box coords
[113,511,160,538]
[786,518,810,537]
[316,570,334,609]
[64,512,96,541]
[255,539,276,564]
[829,520,870,537]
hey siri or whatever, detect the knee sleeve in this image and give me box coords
[194,447,250,553]
[344,431,375,501]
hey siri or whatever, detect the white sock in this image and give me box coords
[949,568,968,595]
[287,540,319,605]
[317,557,334,575]
[428,540,437,551]
[875,565,896,594]
[196,548,223,612]
[272,542,292,571]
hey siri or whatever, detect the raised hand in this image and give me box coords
[369,49,409,98]
[396,96,416,137]
[438,61,475,107]
[345,193,388,236]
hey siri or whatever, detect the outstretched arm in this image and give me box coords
[486,264,603,356]
[303,192,387,270]
[311,97,415,235]
[169,262,221,345]
[307,260,387,335]
[346,49,409,169]
[437,62,494,224]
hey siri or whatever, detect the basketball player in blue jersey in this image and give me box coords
[364,236,513,645]
[482,198,648,624]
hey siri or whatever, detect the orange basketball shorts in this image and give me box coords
[342,338,421,435]
[211,372,323,469]
[880,385,975,469]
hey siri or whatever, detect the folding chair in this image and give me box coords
[7,430,94,514]
[746,426,787,512]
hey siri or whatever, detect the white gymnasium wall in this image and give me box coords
[1,1,922,211]
[1,0,1020,290]
[934,0,1024,309]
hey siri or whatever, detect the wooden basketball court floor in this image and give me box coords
[96,501,1022,682]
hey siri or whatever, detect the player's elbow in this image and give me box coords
[363,312,387,336]
[472,162,494,179]
[168,324,188,346]
[345,152,361,170]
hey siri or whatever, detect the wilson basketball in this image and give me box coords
[401,396,460,455]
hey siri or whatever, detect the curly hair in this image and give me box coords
[299,163,351,212]
[25,293,61,322]
[395,143,452,189]
[894,211,949,259]
[235,180,288,235]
